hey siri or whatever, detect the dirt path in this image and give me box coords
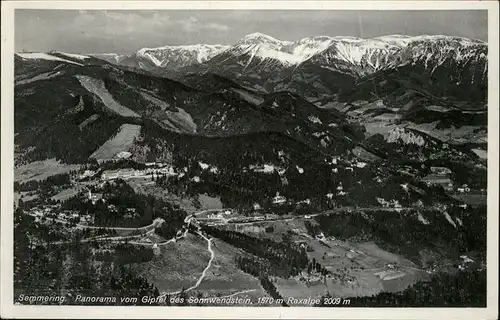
[164,232,214,295]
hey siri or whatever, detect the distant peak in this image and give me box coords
[243,32,278,40]
[238,32,292,46]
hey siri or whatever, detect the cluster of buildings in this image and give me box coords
[207,210,232,220]
[456,184,471,193]
[57,211,94,225]
[420,166,473,193]
[376,197,403,209]
[326,156,367,174]
[29,206,94,225]
[78,170,97,180]
[87,190,103,205]
[101,166,176,181]
[458,255,477,271]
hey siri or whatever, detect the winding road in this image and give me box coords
[45,208,222,296]
[158,231,215,297]
[41,206,425,298]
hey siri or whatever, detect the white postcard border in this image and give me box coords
[1,1,498,319]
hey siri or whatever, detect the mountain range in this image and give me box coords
[89,33,487,103]
[14,32,488,204]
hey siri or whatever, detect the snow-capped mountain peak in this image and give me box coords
[237,32,293,46]
[89,33,487,84]
[292,36,336,60]
[300,34,487,76]
[92,43,230,71]
[136,44,230,67]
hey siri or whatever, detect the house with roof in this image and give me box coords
[272,191,286,205]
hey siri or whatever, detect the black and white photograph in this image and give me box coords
[1,1,498,319]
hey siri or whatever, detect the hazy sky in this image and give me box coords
[15,10,488,53]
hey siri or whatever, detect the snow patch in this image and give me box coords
[230,88,264,105]
[54,52,90,61]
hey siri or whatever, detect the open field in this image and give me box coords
[76,75,139,118]
[197,194,223,210]
[90,124,141,161]
[127,179,200,214]
[76,75,140,118]
[133,233,211,293]
[14,191,39,206]
[51,187,83,201]
[451,193,487,208]
[276,238,428,299]
[14,158,80,183]
[223,218,429,300]
[140,91,197,134]
[15,70,64,86]
[193,238,271,305]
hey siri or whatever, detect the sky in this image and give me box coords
[15,10,488,54]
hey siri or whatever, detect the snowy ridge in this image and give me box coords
[300,34,487,76]
[292,37,337,61]
[53,51,91,61]
[136,44,230,67]
[237,32,293,47]
[80,33,487,78]
[203,33,487,77]
[90,53,128,63]
[16,53,84,66]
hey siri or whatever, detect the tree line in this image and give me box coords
[317,270,486,307]
[202,225,308,278]
[15,172,72,192]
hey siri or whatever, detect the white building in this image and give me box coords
[356,162,367,168]
[79,170,96,180]
[272,191,287,205]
